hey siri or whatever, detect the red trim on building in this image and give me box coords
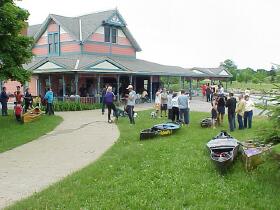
[118,37,131,46]
[60,33,75,42]
[48,21,59,33]
[91,33,104,42]
[111,46,135,56]
[61,43,80,53]
[83,43,110,53]
[37,36,48,45]
[32,47,48,56]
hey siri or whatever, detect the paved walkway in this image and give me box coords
[0,109,120,209]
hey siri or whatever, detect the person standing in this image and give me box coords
[160,88,168,117]
[201,84,207,100]
[167,90,173,120]
[104,86,118,123]
[171,92,179,122]
[244,95,254,129]
[14,85,23,104]
[23,88,33,112]
[236,94,246,130]
[206,85,211,102]
[226,92,237,132]
[178,90,190,126]
[154,90,161,117]
[126,85,136,124]
[101,85,108,115]
[217,94,226,126]
[44,87,54,115]
[0,87,9,116]
[211,95,218,129]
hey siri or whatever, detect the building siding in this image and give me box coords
[111,45,135,56]
[32,46,48,56]
[61,43,81,53]
[83,43,110,54]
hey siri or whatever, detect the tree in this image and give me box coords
[0,0,33,84]
[255,70,267,84]
[220,59,237,83]
[270,66,277,82]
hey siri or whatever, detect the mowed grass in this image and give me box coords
[7,111,280,210]
[226,81,280,92]
[0,112,62,153]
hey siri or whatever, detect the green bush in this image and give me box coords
[42,101,102,112]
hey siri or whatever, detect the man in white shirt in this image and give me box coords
[244,94,254,128]
[126,85,136,124]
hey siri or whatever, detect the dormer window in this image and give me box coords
[104,26,117,44]
[48,32,59,55]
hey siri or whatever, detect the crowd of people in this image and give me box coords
[0,85,55,122]
[154,88,191,125]
[210,91,255,131]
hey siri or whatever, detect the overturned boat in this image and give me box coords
[206,131,239,172]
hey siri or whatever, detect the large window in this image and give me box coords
[104,26,118,43]
[112,28,117,43]
[104,26,111,43]
[48,32,59,55]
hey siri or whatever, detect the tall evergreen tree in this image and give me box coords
[0,0,33,84]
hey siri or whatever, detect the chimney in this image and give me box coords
[20,21,28,36]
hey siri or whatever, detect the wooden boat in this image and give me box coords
[23,107,43,123]
[206,131,239,172]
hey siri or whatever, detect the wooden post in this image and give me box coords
[196,79,199,88]
[134,76,137,91]
[182,77,185,89]
[150,75,153,101]
[179,76,182,89]
[97,74,101,103]
[74,73,79,95]
[62,74,66,100]
[117,75,120,101]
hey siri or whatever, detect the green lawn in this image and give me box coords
[0,112,62,153]
[226,81,280,92]
[7,111,280,210]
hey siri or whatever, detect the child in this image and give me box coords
[154,90,161,117]
[211,96,218,129]
[171,92,179,122]
[34,95,42,108]
[14,102,23,122]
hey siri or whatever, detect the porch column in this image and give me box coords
[97,74,101,103]
[134,76,137,91]
[48,74,51,88]
[117,75,120,101]
[189,79,192,100]
[74,73,79,95]
[179,76,182,89]
[128,75,132,84]
[196,79,199,88]
[36,76,40,96]
[150,75,153,102]
[62,75,66,100]
[167,76,170,89]
[182,77,185,89]
[225,79,228,92]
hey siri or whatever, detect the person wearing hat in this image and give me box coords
[244,94,254,129]
[226,92,237,131]
[126,84,136,124]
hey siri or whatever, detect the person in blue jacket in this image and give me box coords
[0,87,9,116]
[44,87,54,115]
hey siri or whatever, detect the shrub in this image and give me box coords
[42,101,102,112]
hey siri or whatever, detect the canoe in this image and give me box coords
[23,107,43,123]
[206,131,239,172]
[140,129,158,140]
[152,122,181,131]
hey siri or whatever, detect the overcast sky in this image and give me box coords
[16,0,280,70]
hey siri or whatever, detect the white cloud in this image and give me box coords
[16,0,280,70]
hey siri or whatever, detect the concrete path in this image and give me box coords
[0,109,119,209]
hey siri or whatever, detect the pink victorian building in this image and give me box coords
[1,9,231,101]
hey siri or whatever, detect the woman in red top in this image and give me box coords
[14,102,23,122]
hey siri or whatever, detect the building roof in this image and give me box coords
[24,55,231,78]
[29,10,142,51]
